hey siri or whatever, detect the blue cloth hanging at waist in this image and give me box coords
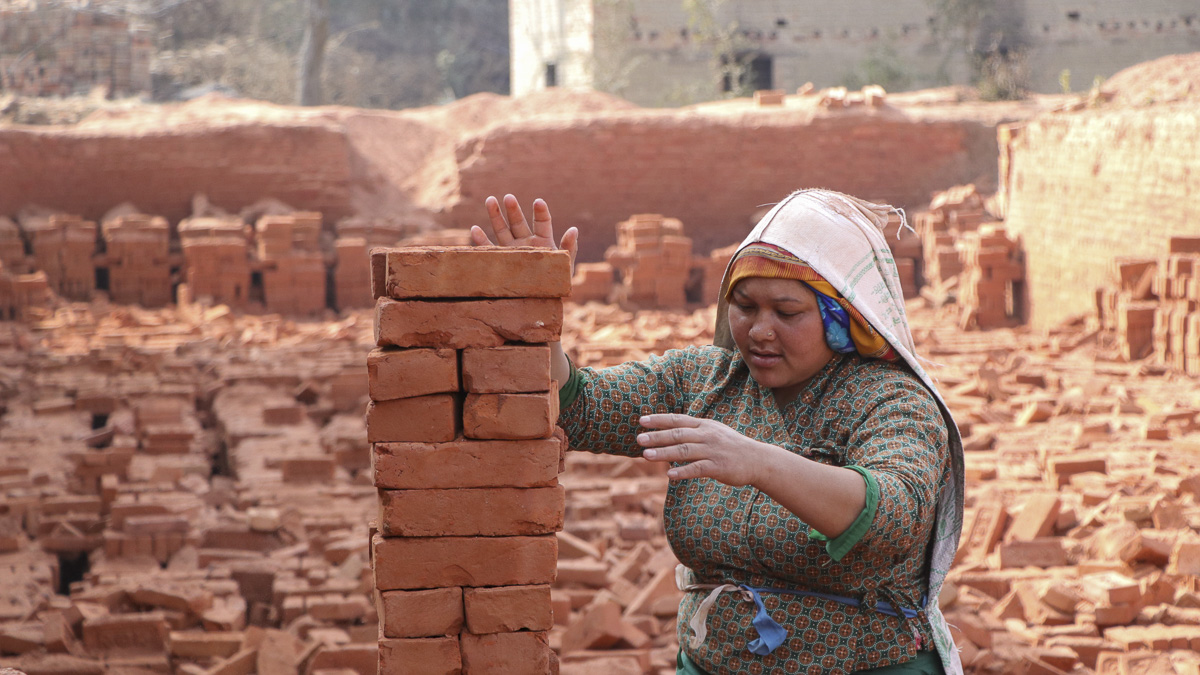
[739,584,923,656]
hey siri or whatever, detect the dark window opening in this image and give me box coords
[775,18,787,27]
[1066,11,1081,20]
[545,63,557,87]
[721,52,773,93]
[94,267,109,292]
[91,413,109,430]
[57,552,89,595]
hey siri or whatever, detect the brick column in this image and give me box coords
[368,246,572,675]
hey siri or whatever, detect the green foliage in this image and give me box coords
[1059,69,1071,94]
[843,46,913,93]
[151,0,508,108]
[976,51,1028,101]
[681,0,753,98]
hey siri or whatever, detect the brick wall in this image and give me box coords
[0,123,354,224]
[446,108,999,262]
[1001,105,1200,330]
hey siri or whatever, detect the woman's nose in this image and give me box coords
[749,320,775,341]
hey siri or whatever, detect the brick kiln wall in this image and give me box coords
[1002,105,1200,330]
[444,109,1001,262]
[0,123,355,223]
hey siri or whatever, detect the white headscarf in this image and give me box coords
[715,189,966,675]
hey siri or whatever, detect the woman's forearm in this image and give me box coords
[551,341,571,389]
[752,443,867,539]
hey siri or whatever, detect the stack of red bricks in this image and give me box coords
[256,212,326,317]
[693,242,740,304]
[956,225,1025,330]
[24,213,96,301]
[367,246,572,674]
[915,184,992,291]
[605,215,693,310]
[102,214,172,307]
[178,216,251,310]
[1096,236,1200,371]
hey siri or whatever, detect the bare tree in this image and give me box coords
[298,0,330,105]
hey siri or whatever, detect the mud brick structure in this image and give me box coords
[21,213,96,301]
[369,246,570,674]
[1001,96,1200,330]
[957,226,1026,330]
[101,214,171,307]
[178,216,251,310]
[256,213,326,317]
[605,215,692,310]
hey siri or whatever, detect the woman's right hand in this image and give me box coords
[471,195,579,270]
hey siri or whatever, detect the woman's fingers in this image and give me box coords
[639,414,703,430]
[503,194,533,239]
[560,227,579,270]
[531,199,554,240]
[469,225,493,246]
[485,196,516,246]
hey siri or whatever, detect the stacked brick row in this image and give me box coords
[0,265,50,320]
[102,214,172,307]
[605,214,692,310]
[256,213,326,317]
[956,225,1026,330]
[334,237,373,310]
[367,246,571,674]
[1096,237,1200,371]
[178,216,252,310]
[24,214,96,301]
[0,6,152,97]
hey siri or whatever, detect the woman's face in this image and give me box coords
[728,277,836,405]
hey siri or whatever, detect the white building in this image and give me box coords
[510,0,1200,106]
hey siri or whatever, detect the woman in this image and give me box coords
[470,190,964,675]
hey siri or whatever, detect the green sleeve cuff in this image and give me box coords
[558,356,585,410]
[808,465,878,563]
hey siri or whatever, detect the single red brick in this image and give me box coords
[1006,492,1061,542]
[374,297,562,349]
[560,599,624,654]
[462,392,556,440]
[377,587,463,638]
[463,585,553,634]
[372,437,562,489]
[383,247,571,299]
[377,636,461,675]
[459,630,551,675]
[998,538,1068,569]
[366,396,459,443]
[461,345,552,393]
[372,533,557,590]
[371,248,388,299]
[367,348,458,401]
[378,486,564,537]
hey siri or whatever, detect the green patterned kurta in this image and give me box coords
[559,346,950,675]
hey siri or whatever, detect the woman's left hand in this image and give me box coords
[637,414,771,486]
